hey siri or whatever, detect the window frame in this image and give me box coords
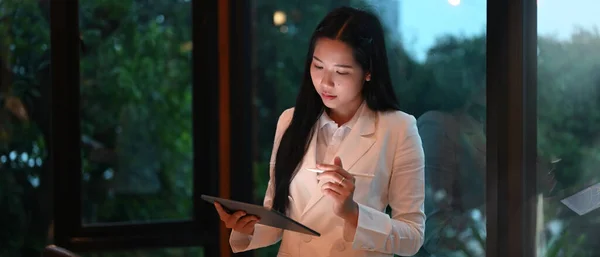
[50,0,542,256]
[49,0,235,255]
[486,0,538,256]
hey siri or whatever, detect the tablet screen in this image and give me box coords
[201,194,320,236]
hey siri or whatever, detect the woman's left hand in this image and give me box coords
[317,156,359,224]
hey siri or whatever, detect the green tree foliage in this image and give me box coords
[1,1,51,256]
[1,0,200,256]
[78,0,194,224]
[536,29,600,257]
[538,29,600,192]
[1,0,599,256]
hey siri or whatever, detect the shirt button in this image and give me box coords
[302,235,312,243]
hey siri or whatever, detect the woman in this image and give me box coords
[214,6,425,257]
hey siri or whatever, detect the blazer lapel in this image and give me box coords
[296,126,319,179]
[290,125,319,216]
[300,107,377,218]
[334,108,377,172]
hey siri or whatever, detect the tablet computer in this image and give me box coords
[201,194,320,236]
[560,182,600,216]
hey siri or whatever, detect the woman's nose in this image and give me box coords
[320,72,334,87]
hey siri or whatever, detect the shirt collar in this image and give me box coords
[318,101,365,130]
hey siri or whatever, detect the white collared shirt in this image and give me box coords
[315,108,360,165]
[289,102,364,213]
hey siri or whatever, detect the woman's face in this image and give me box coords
[310,38,369,113]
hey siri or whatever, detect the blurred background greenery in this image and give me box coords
[1,0,598,256]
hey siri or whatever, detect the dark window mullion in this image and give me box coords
[229,0,254,256]
[486,0,537,257]
[192,0,221,255]
[522,0,539,256]
[50,0,83,248]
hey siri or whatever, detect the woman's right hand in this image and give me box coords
[214,202,260,235]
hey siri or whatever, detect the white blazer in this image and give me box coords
[230,105,426,257]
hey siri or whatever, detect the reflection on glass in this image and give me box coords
[79,1,193,223]
[536,1,600,256]
[80,247,204,257]
[0,1,52,256]
[252,0,487,256]
[416,35,486,257]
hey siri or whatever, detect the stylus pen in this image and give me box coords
[306,168,375,178]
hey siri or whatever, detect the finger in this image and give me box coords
[317,171,347,184]
[333,156,354,181]
[243,219,259,229]
[236,215,259,229]
[322,188,344,202]
[334,156,343,168]
[324,180,354,199]
[316,163,341,171]
[316,164,353,180]
[321,181,346,195]
[226,211,247,227]
[214,203,230,220]
[317,156,344,169]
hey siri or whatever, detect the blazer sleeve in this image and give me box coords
[229,108,294,252]
[343,113,426,256]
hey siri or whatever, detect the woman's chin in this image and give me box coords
[321,100,338,109]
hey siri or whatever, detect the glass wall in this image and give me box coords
[0,1,52,256]
[250,0,487,256]
[2,0,199,255]
[79,0,194,224]
[536,1,600,256]
[9,0,592,256]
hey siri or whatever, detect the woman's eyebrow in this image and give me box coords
[313,56,354,68]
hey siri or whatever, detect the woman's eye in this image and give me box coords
[313,64,323,69]
[337,71,349,75]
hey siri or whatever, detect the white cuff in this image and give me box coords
[229,230,253,253]
[351,203,393,251]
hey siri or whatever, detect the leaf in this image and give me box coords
[4,96,28,121]
[179,41,192,53]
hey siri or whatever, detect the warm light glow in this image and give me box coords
[273,11,286,26]
[448,0,460,6]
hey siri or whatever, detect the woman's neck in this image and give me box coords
[327,99,363,125]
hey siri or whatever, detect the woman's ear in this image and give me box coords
[365,72,371,81]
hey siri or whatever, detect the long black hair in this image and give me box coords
[271,6,401,213]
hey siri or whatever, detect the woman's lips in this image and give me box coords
[321,93,337,100]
